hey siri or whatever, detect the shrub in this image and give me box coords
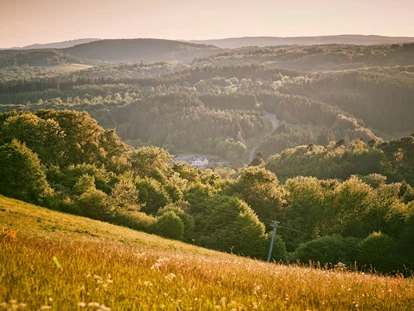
[112,210,156,232]
[293,235,360,266]
[74,174,96,195]
[193,195,268,258]
[136,178,171,215]
[157,204,194,241]
[153,211,184,240]
[357,232,400,273]
[77,188,115,221]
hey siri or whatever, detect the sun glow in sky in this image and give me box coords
[1,0,414,48]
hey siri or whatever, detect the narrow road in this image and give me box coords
[248,112,279,163]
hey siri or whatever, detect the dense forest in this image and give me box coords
[191,35,414,48]
[1,40,413,273]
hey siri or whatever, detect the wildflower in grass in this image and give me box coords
[1,300,27,310]
[78,302,86,307]
[143,281,153,286]
[165,273,176,282]
[1,227,18,241]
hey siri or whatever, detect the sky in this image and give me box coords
[1,0,414,48]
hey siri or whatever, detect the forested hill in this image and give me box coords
[196,44,414,72]
[191,35,414,48]
[63,39,223,62]
[11,38,100,50]
[0,38,224,70]
[0,49,87,68]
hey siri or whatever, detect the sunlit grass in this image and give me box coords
[1,196,414,310]
[40,63,93,73]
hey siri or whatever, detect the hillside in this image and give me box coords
[0,49,89,68]
[2,195,414,310]
[12,38,100,50]
[64,39,223,63]
[191,35,414,48]
[195,44,414,72]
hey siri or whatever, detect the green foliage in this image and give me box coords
[130,146,172,180]
[0,50,414,273]
[111,173,140,211]
[0,49,82,67]
[192,195,268,258]
[136,178,171,215]
[111,209,157,232]
[266,140,387,182]
[0,110,128,168]
[0,112,65,166]
[48,163,116,195]
[157,203,195,241]
[357,232,399,273]
[76,188,115,221]
[397,203,414,266]
[0,139,50,203]
[329,176,373,237]
[248,152,265,167]
[74,174,96,195]
[153,211,185,240]
[282,176,331,251]
[357,174,387,188]
[293,235,360,266]
[228,166,284,229]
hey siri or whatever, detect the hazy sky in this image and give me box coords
[1,0,414,48]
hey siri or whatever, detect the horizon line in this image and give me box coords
[3,33,414,49]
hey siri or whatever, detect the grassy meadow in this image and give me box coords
[1,195,414,310]
[41,63,93,73]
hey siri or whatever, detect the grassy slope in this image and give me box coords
[1,196,414,310]
[41,63,93,73]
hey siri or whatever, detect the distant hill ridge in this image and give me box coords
[8,35,414,51]
[62,38,223,62]
[11,38,100,50]
[189,34,414,48]
[0,38,223,65]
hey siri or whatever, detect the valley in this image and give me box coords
[1,31,414,311]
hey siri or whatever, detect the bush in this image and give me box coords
[112,210,156,232]
[136,178,171,215]
[77,188,115,221]
[398,203,414,267]
[293,235,360,266]
[193,196,268,258]
[157,204,194,241]
[153,211,184,240]
[357,232,400,273]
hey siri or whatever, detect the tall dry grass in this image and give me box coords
[1,196,414,310]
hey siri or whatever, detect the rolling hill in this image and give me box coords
[191,35,414,48]
[63,39,223,63]
[11,38,100,50]
[2,195,414,310]
[0,49,86,68]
